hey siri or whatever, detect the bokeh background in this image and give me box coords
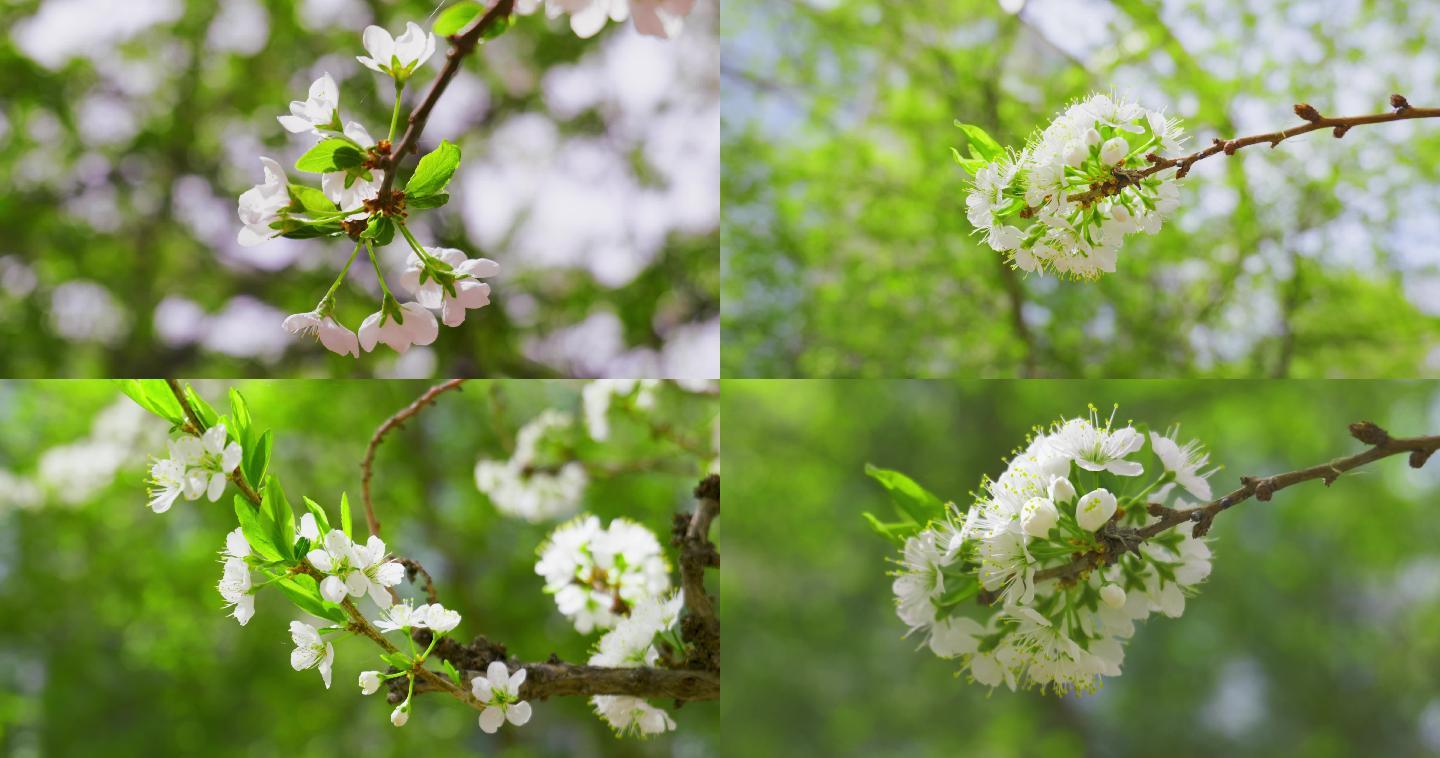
[0,380,719,756]
[722,0,1440,378]
[723,380,1440,756]
[0,0,718,378]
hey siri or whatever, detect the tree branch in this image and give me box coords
[674,474,720,670]
[375,0,515,201]
[1066,95,1440,208]
[360,378,466,538]
[1029,421,1440,587]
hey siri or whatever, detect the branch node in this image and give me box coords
[1348,420,1391,446]
[1294,103,1323,122]
[1222,140,1239,155]
[1145,501,1171,517]
[1192,513,1216,538]
[1391,93,1411,112]
[1411,449,1435,469]
[1332,124,1351,138]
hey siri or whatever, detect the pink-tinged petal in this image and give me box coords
[441,299,466,327]
[358,311,384,352]
[399,302,438,345]
[457,258,500,278]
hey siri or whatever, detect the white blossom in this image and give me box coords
[536,515,671,633]
[516,0,697,40]
[277,73,339,135]
[358,301,439,354]
[217,528,255,626]
[236,156,290,247]
[591,695,676,737]
[357,22,436,80]
[390,703,410,727]
[475,410,588,521]
[1150,428,1216,501]
[471,661,532,734]
[359,670,382,695]
[283,310,360,358]
[289,620,335,689]
[398,248,499,328]
[415,603,462,634]
[581,379,659,441]
[306,530,404,606]
[146,425,241,512]
[964,93,1187,279]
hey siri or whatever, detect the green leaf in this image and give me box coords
[406,193,449,210]
[278,575,347,624]
[116,380,184,424]
[295,138,364,173]
[235,495,282,562]
[405,140,461,198]
[261,477,296,561]
[278,222,344,240]
[289,183,337,215]
[864,464,945,525]
[441,658,462,685]
[303,496,332,535]
[228,388,252,440]
[949,147,987,175]
[362,216,395,246]
[242,430,273,496]
[340,492,353,540]
[953,121,1004,163]
[862,512,915,544]
[381,652,412,669]
[184,386,220,428]
[434,2,483,36]
[480,15,512,40]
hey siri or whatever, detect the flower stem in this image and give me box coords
[395,221,436,263]
[322,242,364,303]
[366,242,394,298]
[388,79,405,144]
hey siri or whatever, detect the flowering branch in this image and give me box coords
[359,378,468,538]
[375,0,515,202]
[165,378,263,506]
[1065,94,1440,207]
[1029,421,1440,587]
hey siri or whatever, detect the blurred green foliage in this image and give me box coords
[722,380,1440,756]
[722,0,1440,377]
[0,0,718,377]
[0,380,717,756]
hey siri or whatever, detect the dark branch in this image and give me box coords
[1028,422,1440,587]
[1063,96,1440,208]
[674,474,720,670]
[374,0,515,200]
[360,378,466,538]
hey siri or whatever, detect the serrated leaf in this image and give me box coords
[278,575,347,624]
[296,138,364,173]
[864,464,944,525]
[289,183,337,215]
[434,2,483,36]
[303,496,332,535]
[953,121,1004,163]
[406,192,449,210]
[405,140,461,198]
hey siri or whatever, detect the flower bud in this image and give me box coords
[1100,583,1126,609]
[1076,488,1117,531]
[1100,136,1129,165]
[1064,142,1087,167]
[1111,205,1131,223]
[1020,497,1059,539]
[359,670,381,696]
[391,704,410,727]
[1084,128,1102,146]
[1048,477,1076,504]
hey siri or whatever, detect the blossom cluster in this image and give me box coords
[582,379,660,441]
[889,406,1216,694]
[962,94,1185,279]
[516,0,699,39]
[475,409,589,521]
[536,515,672,633]
[589,591,684,736]
[237,21,498,357]
[146,423,241,513]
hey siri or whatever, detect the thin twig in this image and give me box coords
[360,378,467,539]
[1064,95,1440,208]
[375,0,516,200]
[1030,422,1440,586]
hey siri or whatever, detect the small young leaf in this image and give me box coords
[296,139,365,173]
[261,477,296,560]
[381,652,412,669]
[441,658,462,685]
[340,492,353,540]
[406,192,449,210]
[362,216,395,246]
[228,388,252,440]
[184,386,220,428]
[949,147,988,175]
[864,463,945,525]
[480,15,512,40]
[278,222,344,240]
[953,121,1004,163]
[862,512,915,545]
[303,496,332,535]
[289,183,337,215]
[405,140,461,198]
[434,2,483,36]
